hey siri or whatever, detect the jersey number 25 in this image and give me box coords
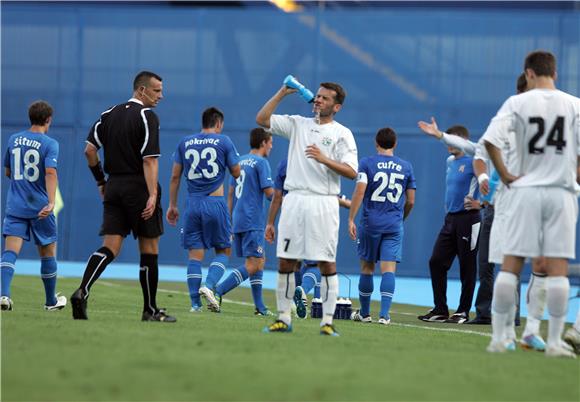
[370,172,404,203]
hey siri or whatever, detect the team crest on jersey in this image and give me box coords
[458,164,465,173]
[321,136,333,146]
[257,246,263,254]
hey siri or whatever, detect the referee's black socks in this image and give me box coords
[79,246,115,297]
[140,254,159,314]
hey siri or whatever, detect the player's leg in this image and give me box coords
[520,257,547,351]
[419,216,455,321]
[319,261,339,336]
[300,261,320,296]
[32,213,65,310]
[563,309,580,354]
[186,249,204,311]
[378,231,402,324]
[351,260,374,323]
[542,188,577,358]
[250,258,270,315]
[202,200,232,292]
[182,200,205,311]
[1,217,26,310]
[468,206,494,324]
[215,231,265,303]
[265,193,304,332]
[294,261,303,288]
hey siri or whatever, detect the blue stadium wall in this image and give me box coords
[2,2,579,278]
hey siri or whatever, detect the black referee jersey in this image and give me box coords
[86,98,160,175]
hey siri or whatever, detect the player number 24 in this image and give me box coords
[528,116,566,154]
[11,148,41,182]
[185,147,219,180]
[370,172,405,203]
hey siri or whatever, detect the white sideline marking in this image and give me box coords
[155,286,491,337]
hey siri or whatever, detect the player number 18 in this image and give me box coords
[11,148,40,182]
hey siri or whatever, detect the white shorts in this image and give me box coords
[502,186,578,259]
[277,191,339,262]
[488,188,509,264]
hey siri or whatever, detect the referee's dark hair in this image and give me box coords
[250,128,272,149]
[202,107,224,129]
[376,127,397,150]
[516,73,527,94]
[446,125,469,139]
[524,50,556,78]
[133,71,162,90]
[28,100,53,126]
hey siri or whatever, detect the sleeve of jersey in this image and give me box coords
[86,120,102,150]
[226,138,241,167]
[356,159,368,184]
[141,110,160,158]
[406,164,417,190]
[269,115,293,140]
[474,138,489,161]
[259,160,274,189]
[45,140,59,169]
[441,134,477,156]
[336,129,359,172]
[481,98,514,149]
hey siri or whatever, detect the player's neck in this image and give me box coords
[201,128,219,134]
[377,149,394,156]
[250,149,264,157]
[315,115,334,125]
[29,125,47,134]
[533,76,556,90]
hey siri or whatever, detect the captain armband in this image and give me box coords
[89,161,107,186]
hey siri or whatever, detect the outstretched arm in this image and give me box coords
[418,117,477,155]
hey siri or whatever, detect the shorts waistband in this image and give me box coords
[288,190,337,197]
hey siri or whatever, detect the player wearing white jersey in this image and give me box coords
[257,81,358,336]
[483,50,580,358]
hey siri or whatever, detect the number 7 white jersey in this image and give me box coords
[482,88,580,192]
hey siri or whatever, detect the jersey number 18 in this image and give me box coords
[11,148,40,182]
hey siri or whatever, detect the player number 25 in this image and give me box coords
[11,148,40,182]
[185,147,219,180]
[370,172,404,203]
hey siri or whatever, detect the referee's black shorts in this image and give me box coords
[100,175,163,239]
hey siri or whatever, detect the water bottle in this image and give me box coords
[481,170,500,204]
[283,75,315,103]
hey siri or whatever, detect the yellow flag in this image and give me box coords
[55,186,64,218]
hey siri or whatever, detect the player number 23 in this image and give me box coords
[370,172,404,203]
[185,147,219,180]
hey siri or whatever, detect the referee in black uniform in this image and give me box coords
[71,71,176,322]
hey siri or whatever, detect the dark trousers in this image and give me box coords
[473,206,494,319]
[429,210,480,315]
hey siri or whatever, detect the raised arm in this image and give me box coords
[256,86,297,128]
[418,117,477,155]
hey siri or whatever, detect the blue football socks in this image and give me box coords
[187,259,203,307]
[205,253,228,291]
[250,270,267,312]
[379,272,395,320]
[301,267,320,295]
[216,266,249,297]
[1,250,17,298]
[358,273,374,317]
[40,256,57,306]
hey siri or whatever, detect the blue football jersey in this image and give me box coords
[231,154,273,233]
[357,154,416,233]
[3,131,59,218]
[174,133,239,195]
[445,155,479,213]
[274,158,287,195]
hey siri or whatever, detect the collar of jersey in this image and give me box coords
[128,97,144,106]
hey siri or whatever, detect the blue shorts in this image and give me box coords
[2,214,57,246]
[234,230,265,258]
[181,197,231,250]
[357,227,403,263]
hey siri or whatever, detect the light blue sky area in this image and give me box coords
[14,260,579,322]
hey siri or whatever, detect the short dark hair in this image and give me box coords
[516,73,527,94]
[446,125,469,139]
[133,71,162,90]
[202,107,224,129]
[524,50,556,78]
[375,127,397,150]
[320,82,346,105]
[250,127,272,149]
[28,100,53,125]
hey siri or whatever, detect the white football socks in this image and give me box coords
[320,274,338,327]
[522,273,547,338]
[491,271,518,343]
[276,272,295,325]
[546,276,569,348]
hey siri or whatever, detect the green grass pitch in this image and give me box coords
[1,275,578,401]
